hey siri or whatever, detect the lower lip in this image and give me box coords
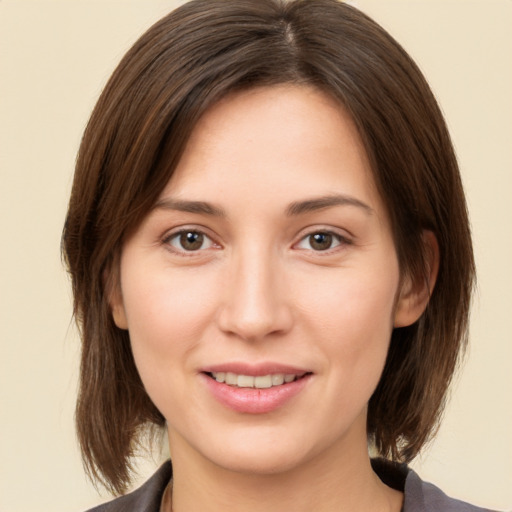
[202,373,311,414]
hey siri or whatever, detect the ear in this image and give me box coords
[104,264,129,330]
[394,231,439,327]
[110,288,128,330]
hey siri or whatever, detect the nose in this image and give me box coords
[217,247,293,342]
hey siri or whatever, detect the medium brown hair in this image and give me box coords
[62,0,475,494]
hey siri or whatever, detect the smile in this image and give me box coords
[209,372,305,389]
[203,370,312,414]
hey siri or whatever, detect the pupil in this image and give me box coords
[310,233,332,251]
[180,231,203,250]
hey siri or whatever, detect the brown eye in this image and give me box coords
[180,231,204,250]
[167,230,214,252]
[296,231,346,252]
[308,232,333,251]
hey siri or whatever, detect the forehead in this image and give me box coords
[162,84,380,210]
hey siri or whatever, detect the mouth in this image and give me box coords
[206,371,309,389]
[202,369,312,414]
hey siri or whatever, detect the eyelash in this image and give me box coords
[294,230,352,253]
[161,227,352,256]
[162,228,219,255]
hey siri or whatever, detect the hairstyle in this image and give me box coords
[62,0,475,495]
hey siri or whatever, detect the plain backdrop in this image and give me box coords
[0,1,510,511]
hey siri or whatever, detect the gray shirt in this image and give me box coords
[86,459,498,511]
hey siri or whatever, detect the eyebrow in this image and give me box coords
[153,198,226,217]
[285,194,374,216]
[153,193,373,218]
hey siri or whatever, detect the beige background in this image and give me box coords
[0,1,510,511]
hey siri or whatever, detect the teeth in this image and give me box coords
[272,374,284,385]
[210,372,300,389]
[214,372,225,383]
[237,375,255,388]
[254,375,272,388]
[225,372,237,385]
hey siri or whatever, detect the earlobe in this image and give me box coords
[111,298,128,330]
[104,266,129,330]
[394,231,439,328]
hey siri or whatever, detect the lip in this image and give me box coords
[201,362,310,377]
[200,362,312,414]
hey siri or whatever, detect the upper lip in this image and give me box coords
[201,362,311,377]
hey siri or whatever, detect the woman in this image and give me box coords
[62,1,492,511]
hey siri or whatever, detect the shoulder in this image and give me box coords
[85,461,172,512]
[404,468,499,512]
[371,458,499,512]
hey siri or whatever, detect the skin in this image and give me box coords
[111,85,436,512]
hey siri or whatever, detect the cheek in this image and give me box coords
[120,266,225,418]
[304,260,398,333]
[301,260,399,379]
[324,282,397,426]
[121,266,220,372]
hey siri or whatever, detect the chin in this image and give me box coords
[193,426,325,477]
[210,448,308,476]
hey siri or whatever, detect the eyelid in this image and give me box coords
[293,227,353,252]
[161,225,221,255]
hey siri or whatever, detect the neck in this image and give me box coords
[167,430,402,512]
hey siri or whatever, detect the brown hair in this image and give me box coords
[62,0,475,494]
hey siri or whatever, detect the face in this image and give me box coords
[111,85,425,476]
